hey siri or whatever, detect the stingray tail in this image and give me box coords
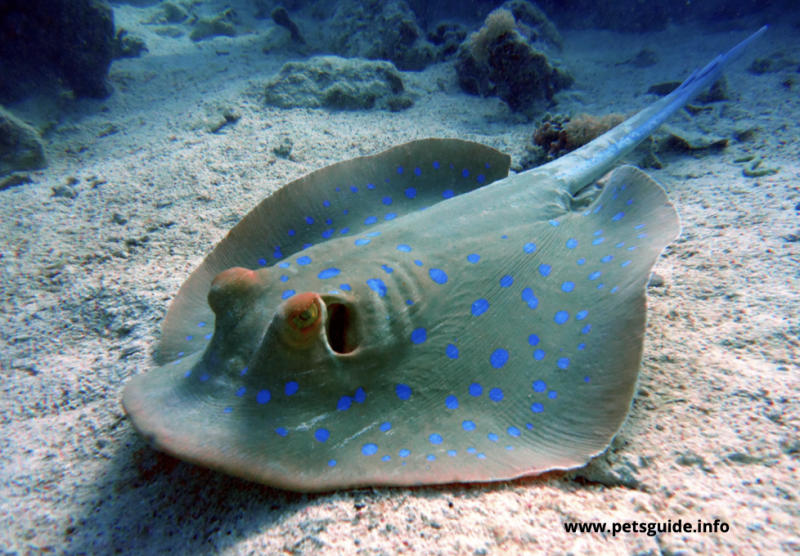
[539,26,768,193]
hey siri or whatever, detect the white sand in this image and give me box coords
[1,3,798,554]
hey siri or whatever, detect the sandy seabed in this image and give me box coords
[1,3,798,555]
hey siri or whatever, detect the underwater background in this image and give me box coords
[1,0,799,553]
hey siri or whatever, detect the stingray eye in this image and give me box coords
[283,292,323,335]
[290,300,320,331]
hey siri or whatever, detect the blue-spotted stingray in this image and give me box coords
[123,28,766,492]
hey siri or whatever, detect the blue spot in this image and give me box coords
[443,189,454,199]
[397,166,404,174]
[577,258,586,265]
[561,281,575,292]
[533,348,546,361]
[281,290,295,300]
[566,238,578,249]
[337,396,352,411]
[467,254,480,263]
[256,390,271,404]
[462,169,469,178]
[611,286,619,293]
[508,426,521,437]
[523,242,537,254]
[204,333,212,340]
[585,376,591,382]
[582,324,592,334]
[240,367,248,375]
[531,403,544,413]
[273,251,283,260]
[305,216,314,225]
[621,260,632,267]
[285,381,298,396]
[501,235,507,239]
[528,334,540,346]
[490,349,509,369]
[462,420,476,431]
[350,185,358,193]
[222,407,233,414]
[447,450,457,457]
[549,220,560,227]
[322,200,330,208]
[362,443,378,456]
[197,322,206,328]
[328,459,337,467]
[539,264,551,277]
[635,224,645,230]
[367,279,387,297]
[366,232,381,237]
[414,260,423,266]
[477,453,486,459]
[445,395,459,409]
[471,299,489,316]
[385,213,397,220]
[406,299,413,305]
[365,216,378,225]
[297,256,312,266]
[354,387,366,403]
[382,455,390,462]
[446,344,459,359]
[469,383,483,397]
[355,238,371,246]
[554,311,569,325]
[186,335,194,341]
[548,391,558,399]
[340,284,352,291]
[521,288,539,309]
[526,423,534,430]
[601,255,614,263]
[396,384,412,400]
[258,258,267,266]
[335,187,340,192]
[488,433,499,442]
[325,219,333,225]
[576,310,588,320]
[318,268,340,280]
[315,429,330,442]
[533,380,547,392]
[429,433,443,445]
[382,196,392,205]
[588,271,602,280]
[627,246,637,251]
[276,427,287,437]
[557,357,570,370]
[637,233,648,239]
[399,449,410,458]
[616,242,625,248]
[578,342,586,350]
[339,227,350,234]
[382,264,393,274]
[411,328,427,344]
[467,447,477,454]
[594,230,603,236]
[489,388,504,402]
[592,237,605,245]
[236,386,246,397]
[321,229,334,239]
[613,212,625,221]
[302,243,312,249]
[279,262,290,269]
[427,455,436,461]
[280,276,289,283]
[429,269,448,284]
[477,174,486,183]
[405,187,417,199]
[380,422,392,432]
[500,275,514,288]
[433,161,440,169]
[626,199,633,205]
[397,244,412,252]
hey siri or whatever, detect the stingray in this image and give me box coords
[123,28,766,492]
